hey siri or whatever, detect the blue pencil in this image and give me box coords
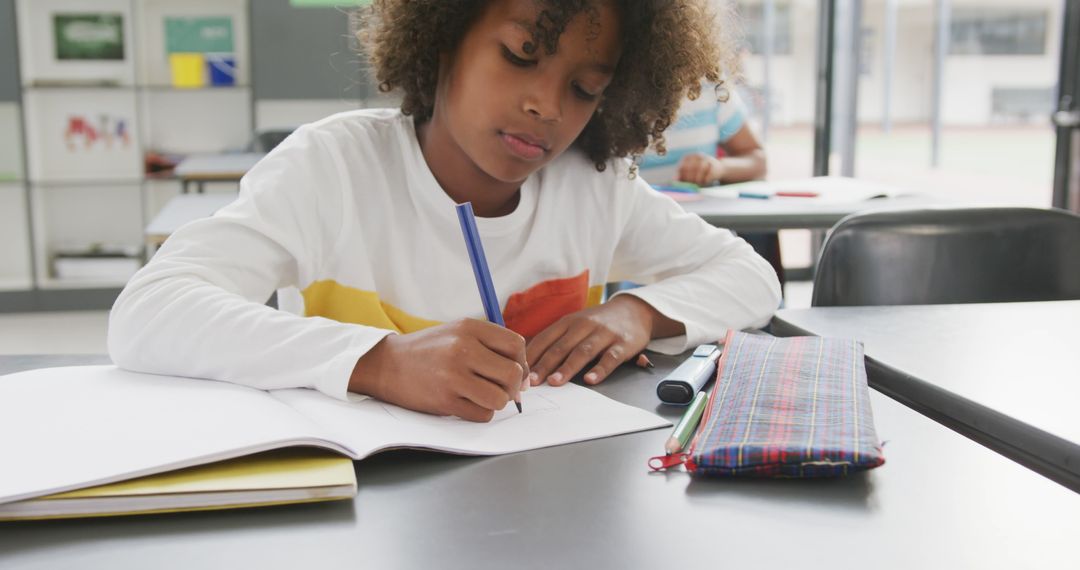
[455,202,521,413]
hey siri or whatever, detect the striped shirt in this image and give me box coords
[638,87,748,184]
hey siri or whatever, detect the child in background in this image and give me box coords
[638,86,765,187]
[638,86,785,284]
[108,0,781,422]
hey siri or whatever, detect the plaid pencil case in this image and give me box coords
[651,330,885,477]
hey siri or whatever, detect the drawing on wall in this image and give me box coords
[23,89,142,182]
[164,17,236,87]
[53,13,125,61]
[64,115,131,151]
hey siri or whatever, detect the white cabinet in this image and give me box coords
[9,0,251,292]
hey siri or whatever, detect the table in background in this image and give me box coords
[145,193,239,249]
[2,352,1077,569]
[174,152,265,194]
[772,300,1080,492]
[682,192,943,232]
[677,177,942,233]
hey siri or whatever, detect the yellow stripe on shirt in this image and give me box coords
[301,280,441,334]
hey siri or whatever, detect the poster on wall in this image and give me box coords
[16,0,135,86]
[134,0,248,87]
[23,88,142,182]
[133,0,247,86]
[53,13,125,61]
[164,16,236,88]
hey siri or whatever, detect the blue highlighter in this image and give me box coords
[656,344,721,405]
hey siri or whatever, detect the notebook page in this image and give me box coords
[271,382,671,458]
[0,366,343,505]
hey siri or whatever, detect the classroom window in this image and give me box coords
[737,2,793,56]
[852,1,1060,209]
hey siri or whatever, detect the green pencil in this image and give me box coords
[664,391,708,454]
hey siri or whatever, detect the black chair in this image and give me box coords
[249,129,294,153]
[812,207,1080,307]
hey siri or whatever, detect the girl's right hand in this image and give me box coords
[348,319,528,422]
[676,152,725,186]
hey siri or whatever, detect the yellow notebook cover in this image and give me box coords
[0,449,356,521]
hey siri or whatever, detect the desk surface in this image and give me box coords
[1,353,1077,569]
[682,193,942,231]
[145,193,238,238]
[772,300,1080,492]
[174,153,265,180]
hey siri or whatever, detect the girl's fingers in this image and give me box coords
[677,155,701,183]
[695,161,712,185]
[449,396,497,423]
[527,323,587,384]
[456,373,510,415]
[529,322,595,386]
[469,346,524,401]
[525,319,568,375]
[582,342,631,385]
[547,329,616,387]
[472,320,529,381]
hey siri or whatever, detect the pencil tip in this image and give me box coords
[515,401,523,413]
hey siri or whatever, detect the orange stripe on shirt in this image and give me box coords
[503,270,604,339]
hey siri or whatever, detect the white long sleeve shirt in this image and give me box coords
[108,109,781,401]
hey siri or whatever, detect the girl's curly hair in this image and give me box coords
[362,0,739,172]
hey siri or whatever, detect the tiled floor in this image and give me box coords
[0,281,815,355]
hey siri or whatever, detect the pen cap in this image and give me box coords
[655,344,720,405]
[656,380,695,405]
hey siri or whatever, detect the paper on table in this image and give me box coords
[0,365,670,505]
[271,383,671,458]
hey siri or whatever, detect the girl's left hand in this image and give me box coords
[525,295,656,387]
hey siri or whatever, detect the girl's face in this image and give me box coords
[434,0,622,184]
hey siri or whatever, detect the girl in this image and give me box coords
[108,0,781,422]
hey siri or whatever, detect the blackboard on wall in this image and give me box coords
[251,0,372,100]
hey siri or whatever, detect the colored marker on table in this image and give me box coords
[455,202,522,414]
[738,191,771,200]
[654,184,699,194]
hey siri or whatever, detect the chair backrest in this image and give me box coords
[250,129,295,153]
[812,207,1080,307]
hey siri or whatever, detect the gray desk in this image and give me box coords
[2,353,1078,569]
[174,153,265,194]
[772,301,1080,493]
[683,193,942,232]
[145,193,238,248]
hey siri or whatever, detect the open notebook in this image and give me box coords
[0,449,356,521]
[0,365,669,512]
